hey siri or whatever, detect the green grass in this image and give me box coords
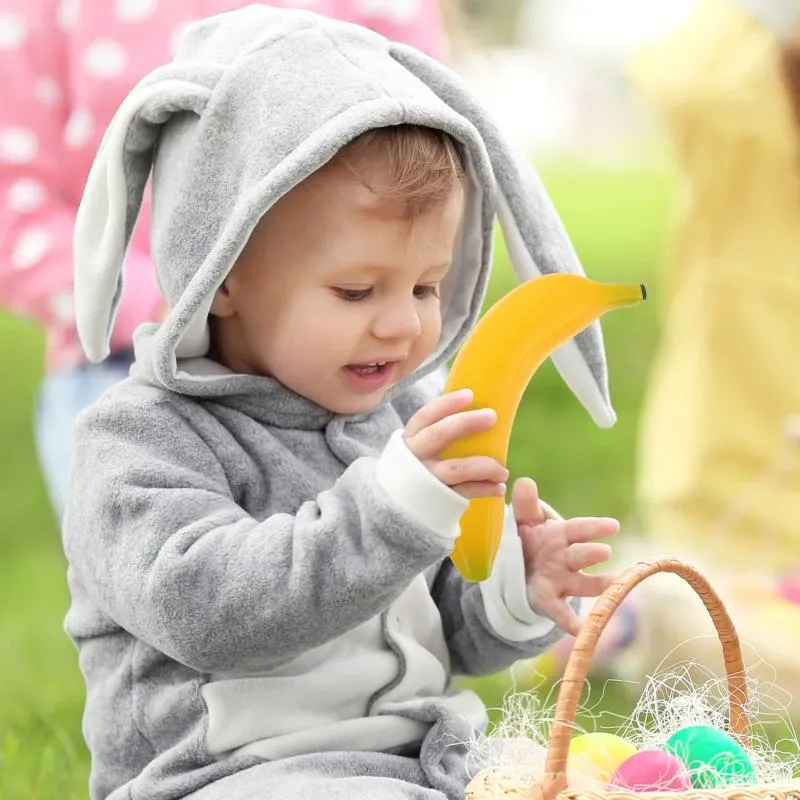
[0,159,675,798]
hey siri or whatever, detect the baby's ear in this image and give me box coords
[209,280,235,318]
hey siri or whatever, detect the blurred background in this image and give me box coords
[2,0,799,797]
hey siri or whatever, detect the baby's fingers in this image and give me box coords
[449,481,508,500]
[432,456,509,489]
[404,389,474,438]
[537,595,582,637]
[566,541,612,572]
[406,407,497,461]
[563,517,620,544]
[564,570,616,599]
[511,477,547,527]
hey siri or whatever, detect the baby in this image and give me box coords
[63,7,620,800]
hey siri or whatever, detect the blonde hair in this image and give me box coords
[336,124,466,218]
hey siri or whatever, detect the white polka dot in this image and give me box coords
[353,0,421,24]
[114,0,158,23]
[7,178,46,213]
[63,108,94,150]
[0,12,27,50]
[12,227,51,270]
[34,77,62,107]
[58,0,79,31]
[83,39,129,79]
[50,290,75,324]
[0,127,39,163]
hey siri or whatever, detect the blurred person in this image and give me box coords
[631,0,800,571]
[585,0,800,711]
[0,0,451,519]
[507,0,800,691]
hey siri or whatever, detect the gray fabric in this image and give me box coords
[63,369,557,800]
[182,704,477,800]
[183,755,443,800]
[73,4,615,422]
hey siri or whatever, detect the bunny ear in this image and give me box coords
[73,65,218,363]
[390,43,616,428]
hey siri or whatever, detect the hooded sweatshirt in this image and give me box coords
[63,7,618,800]
[0,0,448,372]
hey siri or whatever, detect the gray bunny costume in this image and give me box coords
[64,6,617,799]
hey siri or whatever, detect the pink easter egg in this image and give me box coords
[609,750,691,793]
[778,574,800,606]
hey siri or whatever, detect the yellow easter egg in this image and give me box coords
[528,651,561,683]
[568,733,638,785]
[509,652,561,690]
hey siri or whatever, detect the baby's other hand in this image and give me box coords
[512,478,618,637]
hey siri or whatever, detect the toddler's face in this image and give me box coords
[210,157,465,415]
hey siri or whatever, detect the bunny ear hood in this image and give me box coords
[74,4,616,427]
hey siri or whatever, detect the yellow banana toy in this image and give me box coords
[442,273,646,582]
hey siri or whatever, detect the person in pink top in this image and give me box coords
[0,0,451,517]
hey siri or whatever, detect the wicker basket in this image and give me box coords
[466,558,800,800]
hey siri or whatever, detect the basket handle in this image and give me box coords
[534,558,749,800]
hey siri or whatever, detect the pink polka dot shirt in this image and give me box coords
[0,0,448,372]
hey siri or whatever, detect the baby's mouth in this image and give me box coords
[341,360,401,392]
[347,361,390,376]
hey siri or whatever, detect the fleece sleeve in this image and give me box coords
[62,393,463,675]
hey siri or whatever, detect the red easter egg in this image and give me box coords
[610,750,691,792]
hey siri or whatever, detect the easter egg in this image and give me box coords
[778,573,800,606]
[610,750,691,792]
[664,725,756,788]
[530,651,562,682]
[568,733,638,784]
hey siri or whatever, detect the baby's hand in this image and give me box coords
[512,477,618,636]
[403,389,509,499]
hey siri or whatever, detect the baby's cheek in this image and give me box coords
[423,306,443,350]
[412,333,439,370]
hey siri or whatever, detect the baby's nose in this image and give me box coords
[372,302,422,339]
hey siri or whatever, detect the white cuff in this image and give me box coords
[479,504,559,642]
[375,430,468,546]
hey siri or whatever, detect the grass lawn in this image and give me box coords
[0,159,675,799]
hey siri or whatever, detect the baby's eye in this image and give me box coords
[334,287,372,302]
[413,284,440,299]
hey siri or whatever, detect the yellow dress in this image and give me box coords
[631,0,800,570]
